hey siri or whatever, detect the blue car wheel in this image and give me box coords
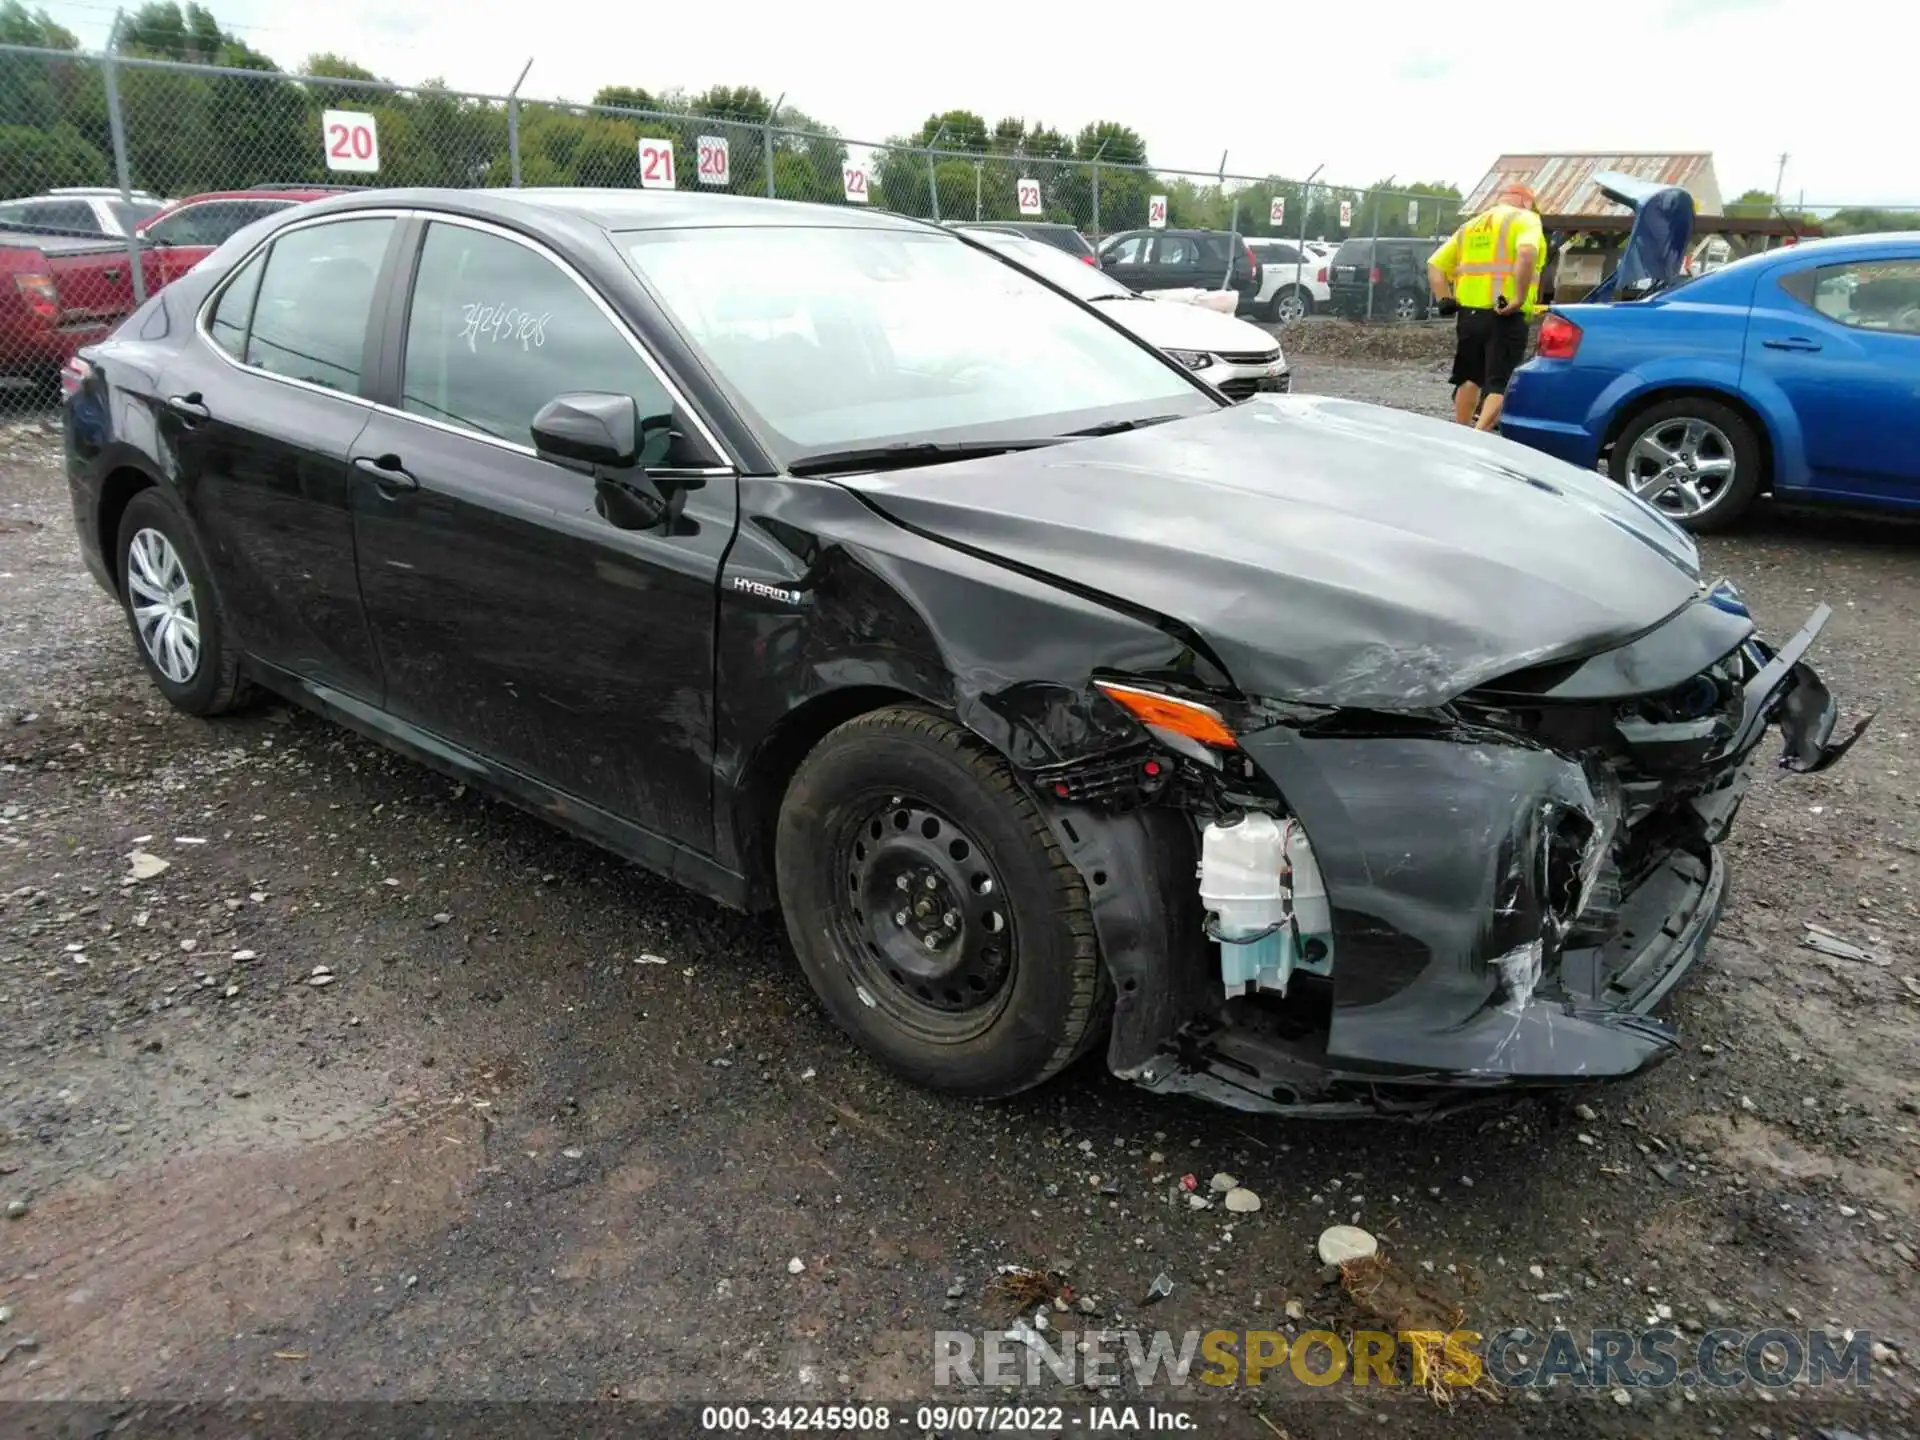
[1609,397,1762,533]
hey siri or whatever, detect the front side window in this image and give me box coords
[1103,234,1148,265]
[403,222,673,445]
[245,217,393,393]
[1787,258,1920,334]
[623,225,1208,458]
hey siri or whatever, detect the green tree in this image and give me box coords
[1074,121,1146,166]
[1726,187,1775,218]
[591,85,658,112]
[0,121,108,189]
[917,109,988,153]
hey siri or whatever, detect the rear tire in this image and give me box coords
[774,706,1107,1098]
[115,487,251,716]
[1609,397,1762,533]
[1268,286,1311,324]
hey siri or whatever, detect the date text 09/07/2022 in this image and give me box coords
[698,1404,1197,1431]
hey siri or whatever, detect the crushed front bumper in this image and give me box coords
[1043,605,1866,1118]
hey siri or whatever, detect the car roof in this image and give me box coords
[296,187,936,235]
[1748,230,1920,265]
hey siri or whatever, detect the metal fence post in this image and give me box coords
[1087,137,1109,240]
[506,58,531,187]
[101,11,145,305]
[1297,162,1322,320]
[974,161,982,221]
[1364,191,1383,322]
[764,92,784,198]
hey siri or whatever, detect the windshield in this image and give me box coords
[964,231,1134,302]
[622,225,1208,460]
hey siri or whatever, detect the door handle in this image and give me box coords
[166,393,210,422]
[352,454,419,494]
[1763,337,1821,352]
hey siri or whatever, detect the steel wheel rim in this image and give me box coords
[831,796,1016,1042]
[126,527,201,684]
[1624,417,1737,518]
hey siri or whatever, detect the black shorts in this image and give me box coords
[1449,308,1530,395]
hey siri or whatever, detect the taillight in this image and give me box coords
[1369,266,1383,283]
[1317,266,1328,282]
[59,356,91,397]
[1537,312,1582,360]
[1245,242,1258,272]
[13,270,59,322]
[1081,254,1096,264]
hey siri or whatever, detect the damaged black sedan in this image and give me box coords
[63,189,1866,1115]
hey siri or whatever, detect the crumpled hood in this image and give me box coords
[840,395,1704,708]
[1586,170,1695,302]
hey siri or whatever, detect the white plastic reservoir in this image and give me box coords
[1198,813,1335,997]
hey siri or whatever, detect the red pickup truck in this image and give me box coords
[1,233,166,387]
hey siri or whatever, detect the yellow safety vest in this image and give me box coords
[1429,204,1546,315]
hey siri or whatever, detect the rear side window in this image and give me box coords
[245,218,394,393]
[151,201,286,247]
[1154,236,1198,266]
[1787,259,1920,333]
[400,222,673,446]
[207,250,265,359]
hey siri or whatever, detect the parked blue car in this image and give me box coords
[1501,173,1920,532]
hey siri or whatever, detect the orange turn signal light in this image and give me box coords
[1095,681,1239,750]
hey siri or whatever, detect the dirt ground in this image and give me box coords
[2,364,1916,1438]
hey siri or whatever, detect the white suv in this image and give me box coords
[1248,239,1333,324]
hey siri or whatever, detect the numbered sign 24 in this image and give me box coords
[1147,194,1167,229]
[1016,178,1042,217]
[843,165,869,204]
[1269,196,1285,226]
[321,110,379,174]
[696,135,730,187]
[637,137,676,190]
[1339,199,1353,228]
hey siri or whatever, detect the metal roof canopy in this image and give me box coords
[1466,152,1725,217]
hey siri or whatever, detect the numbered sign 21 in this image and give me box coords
[637,137,677,190]
[1269,196,1285,226]
[1147,194,1167,229]
[843,165,869,204]
[696,135,730,187]
[321,109,379,174]
[1016,178,1042,216]
[1339,199,1353,228]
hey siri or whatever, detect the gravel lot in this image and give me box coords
[2,361,1916,1437]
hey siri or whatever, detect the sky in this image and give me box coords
[34,0,1909,207]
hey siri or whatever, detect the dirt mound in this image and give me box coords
[1282,316,1456,364]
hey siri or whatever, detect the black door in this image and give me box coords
[1099,232,1153,291]
[156,215,398,700]
[348,218,737,851]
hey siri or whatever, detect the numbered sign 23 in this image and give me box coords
[1269,196,1285,226]
[1147,194,1167,229]
[696,135,730,187]
[637,137,677,190]
[321,110,380,174]
[1016,178,1042,216]
[1339,199,1353,228]
[843,165,870,204]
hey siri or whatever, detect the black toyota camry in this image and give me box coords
[61,188,1866,1116]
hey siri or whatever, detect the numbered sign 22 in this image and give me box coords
[843,165,869,204]
[637,137,677,190]
[1016,178,1042,217]
[696,135,730,187]
[1339,199,1353,228]
[321,109,379,174]
[1269,196,1285,226]
[1147,194,1167,229]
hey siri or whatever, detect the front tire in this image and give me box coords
[1609,397,1761,533]
[774,707,1107,1098]
[115,486,251,716]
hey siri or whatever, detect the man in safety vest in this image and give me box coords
[1427,182,1546,431]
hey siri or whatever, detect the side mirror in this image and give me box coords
[532,391,640,469]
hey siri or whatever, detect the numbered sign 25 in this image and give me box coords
[843,165,869,204]
[1016,178,1042,216]
[1339,199,1353,228]
[696,135,730,187]
[1147,194,1167,229]
[321,109,380,174]
[1269,196,1285,226]
[637,137,677,190]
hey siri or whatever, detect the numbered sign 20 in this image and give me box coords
[1147,194,1167,229]
[1269,196,1285,226]
[843,165,869,204]
[1339,199,1353,228]
[1016,178,1042,217]
[321,109,379,174]
[696,135,730,187]
[637,137,676,190]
